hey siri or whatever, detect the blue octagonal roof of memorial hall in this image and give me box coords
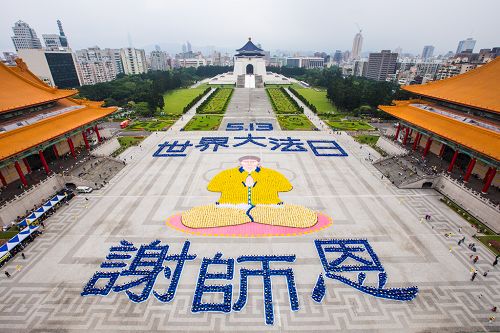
[236,38,264,52]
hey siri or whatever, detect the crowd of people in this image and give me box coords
[0,188,74,269]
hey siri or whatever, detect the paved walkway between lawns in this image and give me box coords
[219,88,281,131]
[168,88,216,131]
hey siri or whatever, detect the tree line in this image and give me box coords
[77,66,232,116]
[277,66,410,118]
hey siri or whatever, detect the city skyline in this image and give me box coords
[1,0,498,55]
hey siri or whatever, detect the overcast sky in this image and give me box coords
[1,0,498,55]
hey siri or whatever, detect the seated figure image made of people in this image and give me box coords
[180,155,319,229]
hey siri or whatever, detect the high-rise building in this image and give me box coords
[17,49,81,88]
[365,50,398,81]
[42,34,63,49]
[286,57,324,69]
[42,20,69,50]
[421,45,435,60]
[11,20,43,51]
[350,31,363,61]
[57,20,68,47]
[333,50,342,64]
[120,47,147,75]
[186,41,192,53]
[149,49,170,71]
[103,48,124,75]
[456,38,476,54]
[75,47,118,85]
[353,60,368,77]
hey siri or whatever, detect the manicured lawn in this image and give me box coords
[163,87,207,115]
[440,197,497,236]
[266,88,302,114]
[354,135,380,145]
[112,136,145,157]
[183,115,224,131]
[476,235,500,256]
[127,120,175,131]
[197,88,233,114]
[324,119,374,131]
[294,87,336,114]
[0,226,20,240]
[277,115,317,130]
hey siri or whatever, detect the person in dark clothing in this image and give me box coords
[4,271,10,278]
[21,253,25,259]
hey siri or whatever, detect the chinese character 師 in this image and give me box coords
[192,253,234,313]
[153,140,193,157]
[306,140,348,157]
[312,239,418,302]
[233,255,299,325]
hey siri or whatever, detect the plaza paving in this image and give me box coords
[219,88,280,131]
[1,89,500,333]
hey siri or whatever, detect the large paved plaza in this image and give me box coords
[1,89,499,333]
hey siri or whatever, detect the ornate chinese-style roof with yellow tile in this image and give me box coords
[0,59,117,162]
[0,100,116,161]
[0,60,77,113]
[402,57,500,114]
[379,101,500,162]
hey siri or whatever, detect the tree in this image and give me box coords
[133,102,153,117]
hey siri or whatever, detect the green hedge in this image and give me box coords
[182,87,211,113]
[266,87,303,114]
[197,88,234,114]
[289,87,317,113]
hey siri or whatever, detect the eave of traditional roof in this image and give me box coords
[379,101,500,162]
[0,102,117,162]
[0,60,77,114]
[403,57,500,114]
[236,38,264,52]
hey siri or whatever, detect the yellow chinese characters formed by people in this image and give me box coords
[181,156,318,228]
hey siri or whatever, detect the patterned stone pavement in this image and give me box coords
[0,123,499,332]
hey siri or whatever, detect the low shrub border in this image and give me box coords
[183,87,211,113]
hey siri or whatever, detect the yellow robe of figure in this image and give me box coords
[207,166,292,205]
[181,166,317,228]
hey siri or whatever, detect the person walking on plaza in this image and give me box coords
[471,270,478,281]
[473,255,479,264]
[21,253,25,259]
[4,271,10,278]
[484,270,489,277]
[493,255,499,266]
[458,237,465,245]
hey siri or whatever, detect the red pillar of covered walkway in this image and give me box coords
[482,167,497,193]
[82,131,90,151]
[14,161,28,187]
[423,137,433,157]
[39,150,50,174]
[0,170,6,187]
[463,158,476,182]
[394,123,401,141]
[402,127,410,145]
[23,158,32,173]
[438,143,446,158]
[94,125,102,142]
[412,133,421,151]
[447,150,459,173]
[67,137,76,158]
